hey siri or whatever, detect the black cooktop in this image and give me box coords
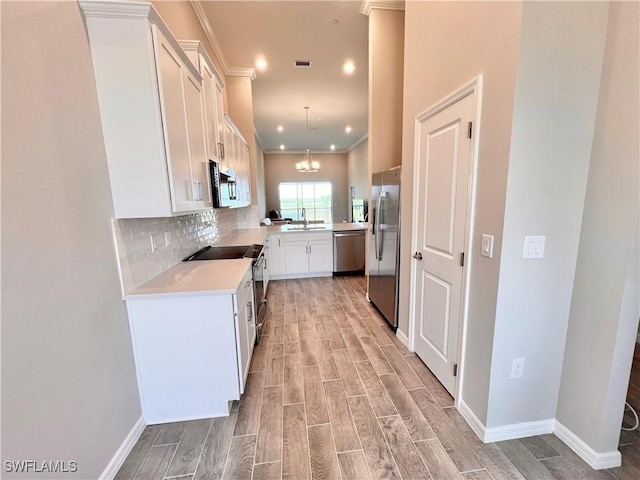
[183,244,263,262]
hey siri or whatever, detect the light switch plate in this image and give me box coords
[481,234,494,258]
[523,235,545,259]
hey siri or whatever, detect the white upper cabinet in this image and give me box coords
[224,115,252,208]
[79,1,210,218]
[179,40,226,170]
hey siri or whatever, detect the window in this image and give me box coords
[279,182,332,223]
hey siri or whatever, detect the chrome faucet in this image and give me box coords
[301,207,309,225]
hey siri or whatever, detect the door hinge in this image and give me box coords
[453,363,458,377]
[467,122,473,139]
[460,252,465,267]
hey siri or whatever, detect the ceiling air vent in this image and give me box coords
[294,60,312,68]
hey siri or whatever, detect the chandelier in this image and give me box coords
[296,107,320,173]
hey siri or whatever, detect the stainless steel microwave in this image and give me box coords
[209,160,237,208]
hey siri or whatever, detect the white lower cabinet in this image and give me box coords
[126,267,254,424]
[267,234,285,276]
[277,232,333,278]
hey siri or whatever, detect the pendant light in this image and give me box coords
[296,106,320,173]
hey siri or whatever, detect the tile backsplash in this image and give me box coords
[113,208,245,293]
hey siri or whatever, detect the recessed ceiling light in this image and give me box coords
[255,57,268,71]
[279,144,285,150]
[277,125,284,132]
[343,61,355,75]
[345,125,352,134]
[330,144,336,151]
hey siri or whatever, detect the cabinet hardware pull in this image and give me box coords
[247,302,252,321]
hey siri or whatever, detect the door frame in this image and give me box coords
[408,75,483,405]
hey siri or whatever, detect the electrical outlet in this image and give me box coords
[511,358,525,379]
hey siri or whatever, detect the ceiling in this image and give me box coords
[199,1,369,154]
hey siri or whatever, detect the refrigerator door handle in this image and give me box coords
[377,192,386,260]
[374,192,383,260]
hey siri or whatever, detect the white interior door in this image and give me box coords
[412,92,475,396]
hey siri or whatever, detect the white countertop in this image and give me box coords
[266,222,368,234]
[124,222,368,300]
[124,258,253,300]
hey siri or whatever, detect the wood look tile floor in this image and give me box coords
[117,276,639,480]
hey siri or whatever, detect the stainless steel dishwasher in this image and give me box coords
[333,230,366,274]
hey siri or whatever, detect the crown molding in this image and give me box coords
[226,67,257,81]
[254,129,265,150]
[189,1,229,75]
[347,133,369,152]
[178,39,225,87]
[79,1,158,21]
[190,1,258,82]
[359,0,405,16]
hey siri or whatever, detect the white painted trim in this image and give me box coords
[396,329,411,350]
[347,133,369,153]
[408,76,483,405]
[99,416,145,480]
[226,67,257,81]
[189,1,229,76]
[554,421,621,469]
[359,0,405,16]
[458,400,486,442]
[178,39,225,87]
[484,419,555,443]
[254,129,264,150]
[79,1,202,82]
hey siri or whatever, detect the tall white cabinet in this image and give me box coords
[179,40,227,171]
[80,2,211,218]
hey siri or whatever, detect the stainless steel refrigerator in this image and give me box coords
[368,166,401,328]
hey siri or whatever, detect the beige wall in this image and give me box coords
[152,1,226,95]
[400,0,523,424]
[487,1,609,428]
[557,0,640,453]
[347,137,369,203]
[264,153,349,223]
[368,9,404,175]
[1,2,141,477]
[255,137,267,219]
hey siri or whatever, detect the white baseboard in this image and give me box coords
[396,329,410,350]
[554,420,621,469]
[484,418,555,443]
[100,416,146,480]
[458,400,486,442]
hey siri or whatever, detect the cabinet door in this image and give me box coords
[183,71,211,208]
[308,239,333,273]
[214,83,226,161]
[284,240,309,274]
[200,58,219,162]
[268,234,285,275]
[235,291,250,393]
[153,27,193,212]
